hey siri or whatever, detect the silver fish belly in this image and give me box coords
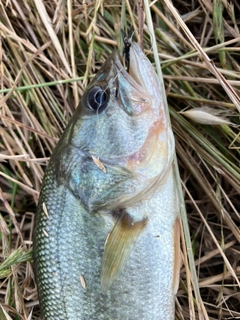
[33,42,180,320]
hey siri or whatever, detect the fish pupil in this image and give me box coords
[95,90,107,105]
[87,86,108,111]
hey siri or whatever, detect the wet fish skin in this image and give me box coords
[33,43,179,319]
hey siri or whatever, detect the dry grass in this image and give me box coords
[0,0,239,319]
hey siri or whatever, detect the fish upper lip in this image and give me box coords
[110,43,147,92]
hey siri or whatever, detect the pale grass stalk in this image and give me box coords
[33,0,71,75]
[0,173,39,196]
[180,218,196,320]
[67,0,79,107]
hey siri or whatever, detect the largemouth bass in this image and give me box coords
[33,42,180,320]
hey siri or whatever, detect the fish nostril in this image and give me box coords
[114,87,119,99]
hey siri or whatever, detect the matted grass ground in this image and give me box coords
[0,1,239,319]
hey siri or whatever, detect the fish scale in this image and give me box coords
[33,43,180,319]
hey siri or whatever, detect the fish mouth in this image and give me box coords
[108,43,172,173]
[96,43,174,208]
[112,42,159,100]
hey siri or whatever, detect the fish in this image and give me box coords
[33,42,180,320]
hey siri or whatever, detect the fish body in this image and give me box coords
[33,43,180,320]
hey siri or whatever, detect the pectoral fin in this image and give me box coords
[101,211,147,292]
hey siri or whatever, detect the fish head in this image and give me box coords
[57,42,174,211]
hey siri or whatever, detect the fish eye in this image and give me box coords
[87,86,109,112]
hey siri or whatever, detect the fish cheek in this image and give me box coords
[64,159,105,210]
[60,154,132,211]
